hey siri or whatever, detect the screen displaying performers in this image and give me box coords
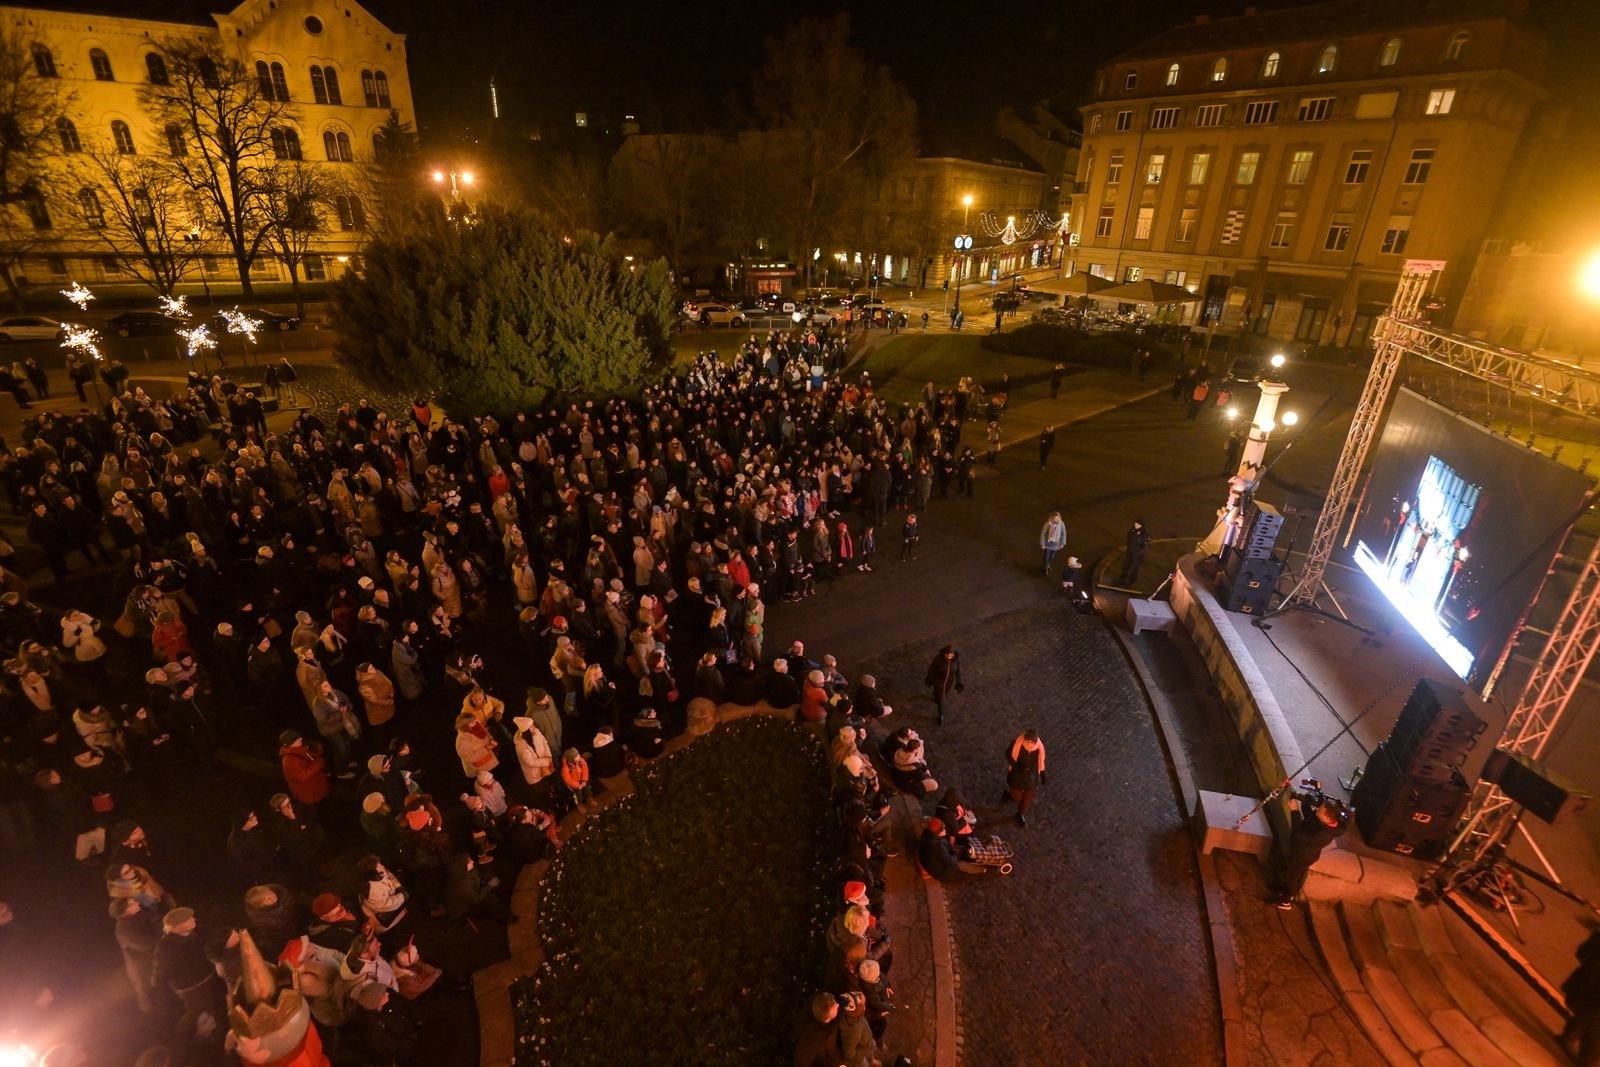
[1351,389,1592,688]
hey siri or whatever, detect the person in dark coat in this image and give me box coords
[443,855,512,925]
[924,646,962,726]
[1004,730,1047,827]
[793,992,844,1067]
[226,809,279,887]
[110,897,164,1013]
[1562,927,1600,1061]
[153,907,223,1017]
[767,659,801,709]
[352,982,420,1065]
[1267,791,1348,909]
[1117,518,1150,587]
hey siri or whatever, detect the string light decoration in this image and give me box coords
[977,210,1058,246]
[158,294,189,319]
[218,307,263,345]
[177,324,215,361]
[60,324,103,362]
[61,281,94,310]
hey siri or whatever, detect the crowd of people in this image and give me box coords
[0,321,1061,1066]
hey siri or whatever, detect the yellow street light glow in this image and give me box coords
[1281,411,1300,426]
[1581,250,1600,300]
[431,170,445,183]
[1270,353,1287,368]
[962,194,973,207]
[1226,406,1239,419]
[461,171,475,185]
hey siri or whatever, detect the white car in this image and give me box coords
[697,303,747,327]
[0,315,65,342]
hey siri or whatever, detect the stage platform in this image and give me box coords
[1169,550,1600,1005]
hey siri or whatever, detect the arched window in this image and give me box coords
[1262,51,1280,78]
[55,116,80,153]
[256,60,273,98]
[132,189,154,229]
[198,56,219,88]
[110,120,135,154]
[1379,37,1402,68]
[1445,31,1470,61]
[323,68,342,105]
[164,123,187,157]
[77,188,104,228]
[31,44,55,78]
[323,130,353,162]
[270,62,289,101]
[89,48,114,81]
[270,127,302,160]
[1317,44,1338,74]
[145,53,168,84]
[311,66,327,104]
[361,69,377,107]
[374,71,390,108]
[1212,58,1228,83]
[334,194,366,232]
[1165,62,1180,87]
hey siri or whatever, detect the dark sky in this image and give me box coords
[362,0,1600,142]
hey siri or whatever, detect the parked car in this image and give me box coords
[1224,356,1264,383]
[697,303,747,327]
[106,310,180,337]
[0,315,65,342]
[756,293,797,315]
[855,301,895,326]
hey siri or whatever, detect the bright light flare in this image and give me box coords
[0,1044,38,1067]
[1225,406,1239,419]
[432,170,445,183]
[461,171,475,185]
[61,282,93,310]
[1581,250,1600,301]
[219,308,262,344]
[60,324,102,362]
[1281,411,1300,426]
[177,324,216,359]
[1270,353,1287,369]
[158,294,189,319]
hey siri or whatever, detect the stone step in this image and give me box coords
[1418,1048,1470,1067]
[1428,1007,1522,1067]
[1308,900,1365,995]
[1344,989,1423,1067]
[1479,1015,1567,1067]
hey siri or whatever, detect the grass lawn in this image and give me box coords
[513,716,837,1066]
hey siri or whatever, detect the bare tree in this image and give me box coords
[259,160,341,318]
[0,28,71,307]
[69,146,202,295]
[140,39,295,296]
[528,147,606,238]
[609,134,713,279]
[754,15,917,289]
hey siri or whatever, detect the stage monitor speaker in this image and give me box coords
[1480,750,1593,825]
[1240,500,1285,561]
[1352,745,1470,860]
[1386,678,1485,773]
[1224,556,1282,614]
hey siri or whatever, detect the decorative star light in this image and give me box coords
[61,324,103,362]
[61,282,94,310]
[158,294,189,319]
[177,324,215,360]
[219,307,263,344]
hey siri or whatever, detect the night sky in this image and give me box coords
[362,0,1600,142]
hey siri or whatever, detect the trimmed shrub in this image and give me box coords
[982,322,1176,369]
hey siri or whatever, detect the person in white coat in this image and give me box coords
[512,715,554,793]
[1039,511,1067,574]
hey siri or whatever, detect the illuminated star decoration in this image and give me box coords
[219,307,263,344]
[177,324,215,360]
[978,209,1057,246]
[158,294,189,319]
[61,324,103,362]
[61,281,94,310]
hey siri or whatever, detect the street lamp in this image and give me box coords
[951,195,976,325]
[1204,355,1293,557]
[431,168,475,199]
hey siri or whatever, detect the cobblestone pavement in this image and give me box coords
[855,604,1223,1067]
[292,360,415,419]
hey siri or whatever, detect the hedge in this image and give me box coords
[513,715,838,1066]
[981,322,1176,369]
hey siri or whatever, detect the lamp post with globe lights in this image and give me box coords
[950,194,975,323]
[1203,353,1299,556]
[432,168,477,225]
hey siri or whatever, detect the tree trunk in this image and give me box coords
[235,251,255,298]
[288,261,305,320]
[1,267,24,311]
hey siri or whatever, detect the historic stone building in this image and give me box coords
[1069,0,1545,345]
[1,0,413,292]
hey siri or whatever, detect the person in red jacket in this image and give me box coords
[278,730,331,808]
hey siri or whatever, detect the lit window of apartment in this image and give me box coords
[1188,152,1211,185]
[1150,107,1181,130]
[1096,206,1115,238]
[1324,221,1351,250]
[1175,208,1198,242]
[1404,148,1434,184]
[1221,209,1245,244]
[1165,63,1180,87]
[1235,150,1260,184]
[1297,97,1334,122]
[1164,269,1188,285]
[1270,212,1295,247]
[1106,152,1124,184]
[1243,100,1279,125]
[1426,89,1455,115]
[1212,58,1228,83]
[1344,149,1372,184]
[1135,206,1154,239]
[1381,217,1411,254]
[1286,150,1313,185]
[1262,51,1281,78]
[1115,110,1133,131]
[1145,153,1166,184]
[1195,104,1226,127]
[1090,112,1104,133]
[1125,70,1138,90]
[1379,37,1402,68]
[1125,266,1142,282]
[1317,44,1338,74]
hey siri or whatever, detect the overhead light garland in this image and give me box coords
[978,210,1058,246]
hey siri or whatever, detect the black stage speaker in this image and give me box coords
[1481,750,1593,825]
[1223,556,1282,614]
[1352,743,1471,860]
[1385,678,1485,781]
[1240,500,1285,561]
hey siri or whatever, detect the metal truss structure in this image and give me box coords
[1384,319,1600,423]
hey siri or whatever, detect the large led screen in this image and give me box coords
[1351,389,1592,686]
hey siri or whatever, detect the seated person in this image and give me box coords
[890,736,938,797]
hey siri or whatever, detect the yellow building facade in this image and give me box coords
[1,0,412,292]
[1069,0,1544,346]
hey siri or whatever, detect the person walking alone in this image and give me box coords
[1039,512,1067,574]
[1004,729,1047,827]
[1050,362,1065,400]
[1038,425,1056,469]
[986,421,1001,465]
[900,513,919,561]
[924,645,963,726]
[1118,518,1149,587]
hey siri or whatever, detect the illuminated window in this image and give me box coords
[1134,206,1154,239]
[1270,212,1295,247]
[111,120,135,154]
[1287,149,1313,185]
[1380,37,1402,68]
[89,48,113,81]
[1188,152,1210,185]
[1317,44,1338,74]
[56,116,80,153]
[1176,208,1198,242]
[1145,153,1166,184]
[1426,89,1455,115]
[1235,150,1260,184]
[1212,58,1228,83]
[1165,63,1180,87]
[1262,51,1280,78]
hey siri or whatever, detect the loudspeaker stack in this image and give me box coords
[1223,500,1286,614]
[1352,679,1484,860]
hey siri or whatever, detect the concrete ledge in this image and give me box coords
[1193,790,1273,859]
[1126,597,1178,635]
